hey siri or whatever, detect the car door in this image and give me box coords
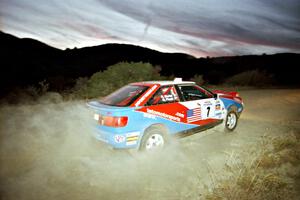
[177,84,220,125]
[137,85,187,125]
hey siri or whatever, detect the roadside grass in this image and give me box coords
[202,132,300,200]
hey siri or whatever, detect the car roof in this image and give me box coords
[132,78,195,86]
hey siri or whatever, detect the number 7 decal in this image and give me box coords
[207,106,210,117]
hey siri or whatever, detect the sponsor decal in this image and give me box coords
[215,104,221,110]
[126,132,140,137]
[161,94,175,102]
[126,132,139,145]
[143,113,156,119]
[126,140,137,145]
[203,101,212,106]
[215,112,222,119]
[175,112,184,118]
[187,108,201,123]
[114,135,125,143]
[127,136,139,142]
[134,85,158,107]
[147,108,181,122]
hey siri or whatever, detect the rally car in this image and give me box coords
[87,78,243,151]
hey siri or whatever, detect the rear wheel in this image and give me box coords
[139,126,168,151]
[225,111,238,132]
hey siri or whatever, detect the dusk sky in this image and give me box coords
[1,0,300,57]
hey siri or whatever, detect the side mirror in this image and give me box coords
[213,93,218,100]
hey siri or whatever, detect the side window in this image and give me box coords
[179,85,212,101]
[147,85,179,105]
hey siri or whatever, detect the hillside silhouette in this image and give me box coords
[1,31,299,96]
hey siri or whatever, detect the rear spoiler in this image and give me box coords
[86,101,134,112]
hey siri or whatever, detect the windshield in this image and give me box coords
[100,85,149,107]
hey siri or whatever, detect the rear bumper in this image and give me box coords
[93,127,141,149]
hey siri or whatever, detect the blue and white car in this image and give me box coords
[87,78,244,151]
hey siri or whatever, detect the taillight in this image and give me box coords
[98,116,128,127]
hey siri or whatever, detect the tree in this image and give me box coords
[75,62,163,98]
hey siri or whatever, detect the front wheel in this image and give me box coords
[225,111,238,132]
[139,127,168,151]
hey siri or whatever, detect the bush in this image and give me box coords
[190,74,204,85]
[73,62,164,98]
[225,70,274,86]
[1,80,50,104]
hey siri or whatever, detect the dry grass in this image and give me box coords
[202,133,300,200]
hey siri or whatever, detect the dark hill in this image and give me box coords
[0,31,299,95]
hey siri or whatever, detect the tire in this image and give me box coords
[224,110,238,132]
[139,126,168,151]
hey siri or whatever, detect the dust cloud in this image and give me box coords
[0,94,207,200]
[1,89,300,200]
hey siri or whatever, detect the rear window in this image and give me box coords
[100,85,149,107]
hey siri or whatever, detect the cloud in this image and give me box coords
[99,0,300,53]
[0,0,299,56]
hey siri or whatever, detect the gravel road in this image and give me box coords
[1,89,299,200]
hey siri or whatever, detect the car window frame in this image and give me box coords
[177,84,214,102]
[146,84,180,106]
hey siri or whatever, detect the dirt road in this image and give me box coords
[1,89,299,200]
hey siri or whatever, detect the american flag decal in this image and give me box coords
[187,108,201,123]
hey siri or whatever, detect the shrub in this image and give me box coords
[190,74,204,85]
[1,80,50,104]
[73,62,164,98]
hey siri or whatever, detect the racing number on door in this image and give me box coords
[206,106,210,117]
[203,101,215,119]
[178,85,216,120]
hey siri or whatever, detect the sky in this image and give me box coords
[0,0,300,57]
